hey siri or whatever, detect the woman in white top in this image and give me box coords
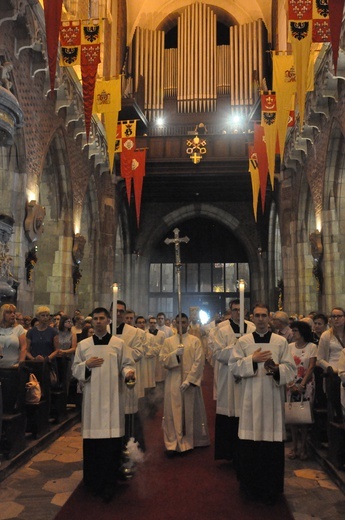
[317,307,345,374]
[0,304,26,367]
[287,321,317,460]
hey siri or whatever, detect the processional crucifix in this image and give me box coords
[165,228,190,434]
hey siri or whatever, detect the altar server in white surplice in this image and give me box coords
[72,307,135,503]
[160,313,210,456]
[115,300,146,449]
[212,299,255,462]
[229,303,296,505]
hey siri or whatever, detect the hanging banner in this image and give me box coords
[273,53,314,156]
[248,145,260,222]
[81,42,101,140]
[93,78,121,114]
[254,122,268,213]
[93,78,122,171]
[261,91,277,189]
[43,0,63,95]
[60,20,81,66]
[115,123,122,153]
[132,149,147,227]
[289,22,312,128]
[115,120,137,153]
[328,0,345,74]
[120,148,135,205]
[104,113,119,174]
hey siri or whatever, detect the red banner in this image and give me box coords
[132,150,147,227]
[329,0,345,74]
[81,43,101,140]
[254,122,269,212]
[43,0,63,96]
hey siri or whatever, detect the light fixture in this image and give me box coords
[156,117,164,126]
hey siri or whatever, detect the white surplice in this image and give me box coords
[213,320,255,416]
[117,323,146,412]
[160,332,210,452]
[230,333,296,442]
[143,329,165,388]
[72,335,135,438]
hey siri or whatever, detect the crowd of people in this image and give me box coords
[1,300,345,505]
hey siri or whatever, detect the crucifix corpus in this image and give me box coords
[164,227,190,434]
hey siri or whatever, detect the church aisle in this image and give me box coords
[0,363,345,519]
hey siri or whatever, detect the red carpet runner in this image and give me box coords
[55,363,294,520]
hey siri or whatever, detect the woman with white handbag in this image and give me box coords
[286,321,317,460]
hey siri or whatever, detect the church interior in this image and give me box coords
[1,0,344,319]
[2,2,345,518]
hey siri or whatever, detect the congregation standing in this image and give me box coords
[1,300,345,505]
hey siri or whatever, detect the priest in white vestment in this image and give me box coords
[160,313,210,455]
[229,303,296,505]
[72,307,135,502]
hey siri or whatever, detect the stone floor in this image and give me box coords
[0,424,345,520]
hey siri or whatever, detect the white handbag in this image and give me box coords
[285,394,313,425]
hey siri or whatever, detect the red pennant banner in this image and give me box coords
[254,122,269,212]
[132,150,146,227]
[120,149,135,204]
[81,44,101,140]
[329,0,345,74]
[43,0,63,96]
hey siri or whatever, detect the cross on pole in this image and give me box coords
[165,228,190,436]
[164,228,190,339]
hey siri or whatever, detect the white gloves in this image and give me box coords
[180,380,190,392]
[176,345,184,356]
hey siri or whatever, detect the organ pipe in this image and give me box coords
[132,12,266,119]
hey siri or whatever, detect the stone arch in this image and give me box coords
[33,129,75,313]
[137,203,264,306]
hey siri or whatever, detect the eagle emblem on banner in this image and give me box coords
[83,25,100,43]
[290,21,309,40]
[263,112,276,126]
[315,0,329,18]
[61,47,79,65]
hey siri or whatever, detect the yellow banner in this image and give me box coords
[249,148,260,222]
[104,113,119,174]
[273,53,314,154]
[289,21,313,128]
[93,78,121,114]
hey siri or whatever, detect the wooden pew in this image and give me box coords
[325,370,345,469]
[0,366,27,458]
[50,357,68,423]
